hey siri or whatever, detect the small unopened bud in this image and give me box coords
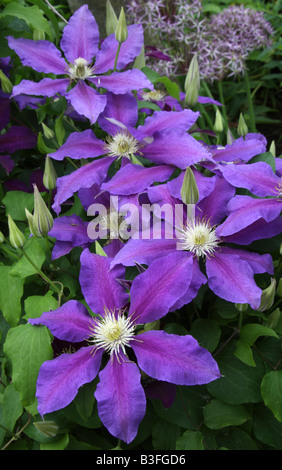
[42,123,54,140]
[184,55,199,106]
[269,140,276,158]
[235,303,248,312]
[8,214,25,249]
[106,0,118,36]
[214,108,224,133]
[43,155,57,190]
[0,70,13,94]
[238,113,248,137]
[32,185,53,237]
[115,7,128,43]
[181,167,199,205]
[0,231,4,244]
[33,29,45,41]
[34,421,59,438]
[277,278,282,297]
[257,278,276,312]
[134,44,146,70]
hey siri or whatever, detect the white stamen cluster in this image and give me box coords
[68,57,95,80]
[104,131,143,160]
[141,90,166,102]
[89,309,136,360]
[177,219,220,258]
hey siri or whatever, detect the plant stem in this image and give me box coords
[217,80,228,131]
[114,42,121,72]
[44,0,68,24]
[244,71,256,133]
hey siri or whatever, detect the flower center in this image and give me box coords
[104,131,143,160]
[68,57,95,80]
[89,309,136,360]
[177,219,220,258]
[141,90,166,102]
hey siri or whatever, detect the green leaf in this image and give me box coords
[137,100,161,111]
[203,399,250,429]
[40,433,69,450]
[3,323,53,406]
[261,370,282,422]
[23,290,58,320]
[1,2,53,39]
[176,430,205,450]
[2,191,34,221]
[37,132,57,154]
[253,404,282,449]
[9,237,46,278]
[234,323,278,366]
[2,384,23,433]
[156,76,180,100]
[190,318,221,352]
[55,112,66,147]
[152,418,181,450]
[0,265,24,325]
[249,151,276,172]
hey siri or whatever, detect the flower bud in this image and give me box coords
[133,44,146,70]
[257,278,276,312]
[184,55,199,106]
[34,421,59,438]
[43,155,57,190]
[238,113,248,137]
[8,214,25,249]
[33,29,45,41]
[0,231,4,244]
[106,0,118,36]
[0,70,13,94]
[32,184,53,237]
[42,122,54,140]
[214,108,224,133]
[235,303,248,312]
[115,7,128,43]
[269,140,276,158]
[25,208,40,238]
[181,167,199,205]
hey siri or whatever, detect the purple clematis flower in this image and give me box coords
[29,251,220,443]
[111,174,278,310]
[7,5,153,124]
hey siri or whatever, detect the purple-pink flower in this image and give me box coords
[29,251,220,443]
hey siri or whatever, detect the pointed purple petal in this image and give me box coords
[0,154,14,173]
[98,92,138,133]
[212,135,266,163]
[95,353,146,444]
[142,128,212,169]
[52,157,112,214]
[66,82,107,124]
[219,161,280,197]
[206,252,262,309]
[79,249,129,316]
[198,96,222,106]
[60,5,99,63]
[7,36,66,74]
[11,78,69,98]
[94,24,144,73]
[138,109,200,137]
[197,175,236,225]
[29,300,92,342]
[132,330,221,386]
[91,69,153,94]
[49,129,104,161]
[36,346,102,416]
[101,163,174,195]
[0,126,36,153]
[129,251,193,323]
[219,246,274,275]
[220,216,282,246]
[169,258,207,311]
[48,214,90,246]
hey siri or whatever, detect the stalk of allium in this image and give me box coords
[7,5,153,124]
[29,252,221,444]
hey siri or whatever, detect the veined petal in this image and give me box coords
[11,78,69,98]
[7,36,66,74]
[29,300,92,342]
[60,5,99,63]
[212,135,266,163]
[90,69,153,94]
[138,109,200,137]
[132,330,221,385]
[101,163,174,195]
[79,249,129,316]
[52,157,112,214]
[0,126,36,153]
[48,214,90,246]
[94,24,144,73]
[66,81,107,124]
[95,353,146,444]
[98,92,138,134]
[49,129,104,161]
[36,346,103,416]
[220,216,282,246]
[142,128,212,169]
[197,175,236,225]
[206,251,262,309]
[129,251,193,324]
[220,246,274,275]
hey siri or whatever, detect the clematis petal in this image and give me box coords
[66,81,107,124]
[132,330,221,386]
[7,36,66,74]
[49,129,104,161]
[48,214,90,246]
[94,24,144,73]
[60,5,99,63]
[167,168,216,202]
[220,246,274,275]
[90,69,153,95]
[11,78,69,98]
[197,175,235,225]
[220,216,282,246]
[101,163,175,195]
[129,251,193,323]
[79,249,129,316]
[95,353,146,444]
[138,109,200,137]
[142,128,212,169]
[36,346,103,416]
[98,92,138,134]
[52,157,112,214]
[212,135,266,163]
[0,154,14,174]
[206,251,262,309]
[219,161,280,197]
[29,300,92,342]
[0,126,36,153]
